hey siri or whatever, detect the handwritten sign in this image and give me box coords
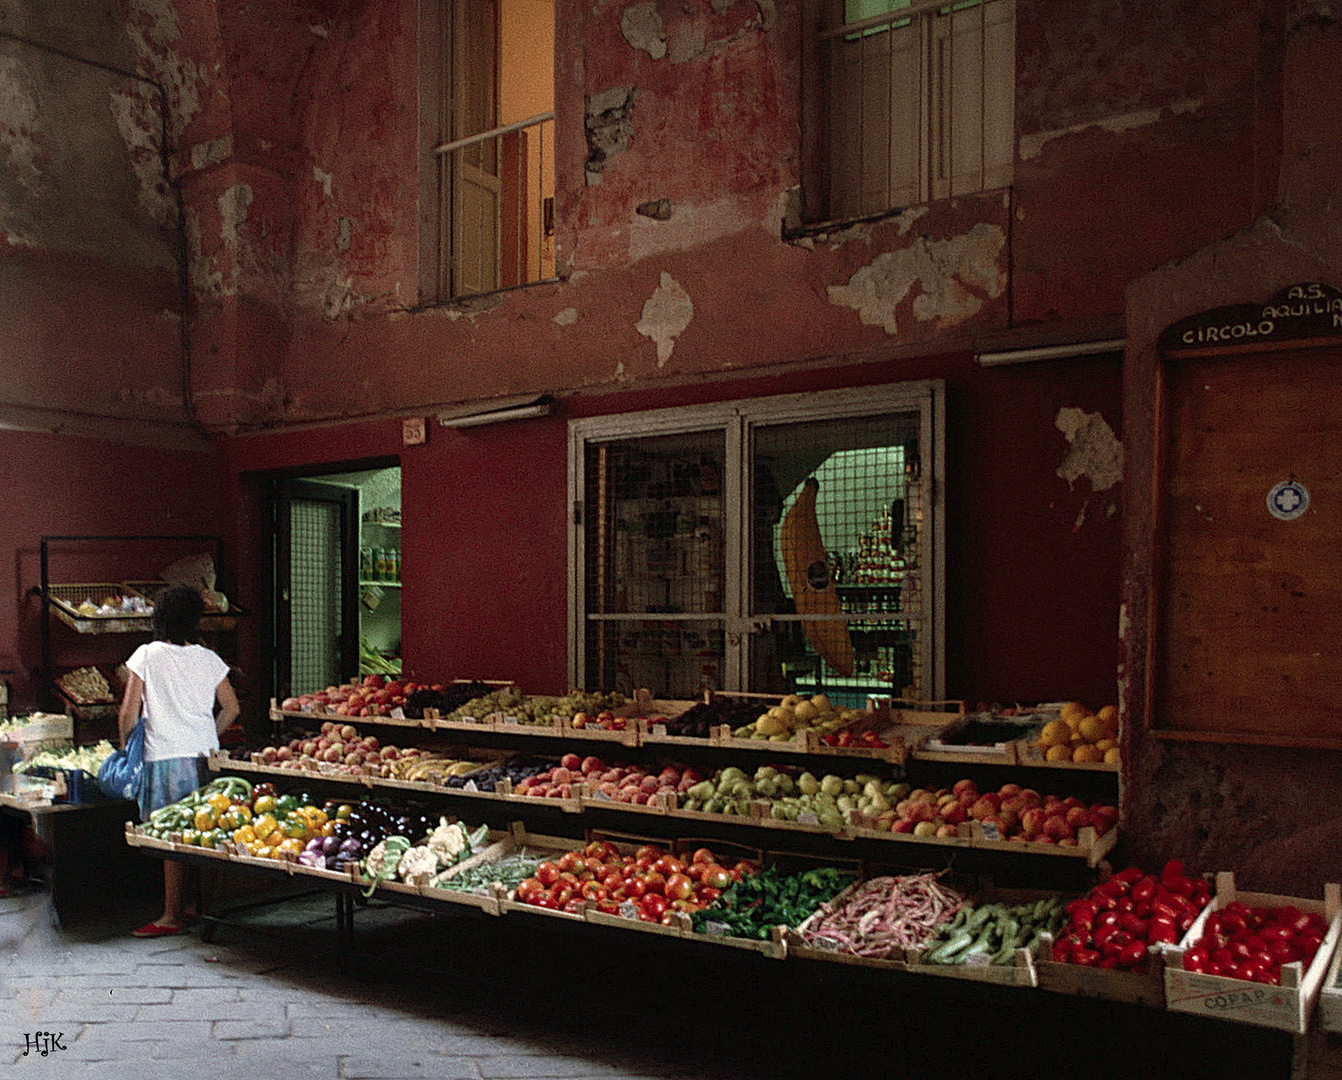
[1160,282,1342,356]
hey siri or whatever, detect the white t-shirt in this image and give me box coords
[126,641,230,762]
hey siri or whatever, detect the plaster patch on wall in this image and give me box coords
[585,87,637,183]
[554,306,579,326]
[804,205,929,251]
[123,0,206,136]
[636,271,694,365]
[0,54,44,197]
[621,2,668,59]
[108,89,176,230]
[1019,99,1202,160]
[826,222,1005,334]
[629,195,751,263]
[314,166,334,199]
[335,217,352,253]
[323,279,353,320]
[1055,406,1124,493]
[218,183,253,250]
[190,135,232,174]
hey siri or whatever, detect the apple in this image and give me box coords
[998,782,1022,797]
[1065,806,1091,830]
[381,746,399,760]
[892,819,917,833]
[940,802,968,825]
[952,778,979,799]
[363,674,384,689]
[339,724,358,741]
[560,753,582,771]
[300,740,317,757]
[1043,815,1074,841]
[260,747,279,764]
[1020,807,1047,838]
[913,821,938,837]
[322,746,342,763]
[581,756,604,774]
[907,801,936,823]
[572,712,590,729]
[935,823,959,838]
[969,796,998,821]
[344,752,363,767]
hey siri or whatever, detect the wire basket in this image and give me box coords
[46,584,153,634]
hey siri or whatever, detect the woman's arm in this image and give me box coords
[215,677,241,736]
[118,672,145,748]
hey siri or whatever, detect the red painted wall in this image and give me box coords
[220,350,1121,716]
[0,430,224,710]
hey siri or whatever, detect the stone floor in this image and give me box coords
[0,869,1302,1080]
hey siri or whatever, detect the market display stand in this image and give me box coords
[35,533,244,733]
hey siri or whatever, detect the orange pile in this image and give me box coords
[1035,702,1119,764]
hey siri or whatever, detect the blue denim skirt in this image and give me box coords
[138,756,209,822]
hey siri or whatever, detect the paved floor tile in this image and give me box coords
[212,1017,291,1039]
[340,1055,481,1080]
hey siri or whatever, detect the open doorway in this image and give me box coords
[263,463,402,702]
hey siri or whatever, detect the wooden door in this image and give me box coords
[448,0,500,297]
[1155,346,1342,740]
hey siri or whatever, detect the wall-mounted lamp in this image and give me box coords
[437,393,553,429]
[976,338,1125,367]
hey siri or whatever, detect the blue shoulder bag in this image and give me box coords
[98,716,145,800]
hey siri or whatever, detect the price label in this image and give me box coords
[389,707,405,720]
[651,724,668,737]
[963,952,992,966]
[503,716,520,726]
[592,788,613,801]
[463,780,478,793]
[702,921,732,936]
[811,936,842,952]
[979,821,1001,841]
[798,811,821,825]
[620,900,640,919]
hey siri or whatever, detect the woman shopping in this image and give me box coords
[118,584,240,937]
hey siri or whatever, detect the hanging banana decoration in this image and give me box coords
[780,477,854,676]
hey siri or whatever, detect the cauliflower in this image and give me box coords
[428,818,469,864]
[396,845,441,885]
[363,839,392,878]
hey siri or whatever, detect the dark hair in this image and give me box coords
[153,585,206,645]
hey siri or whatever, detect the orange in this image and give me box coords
[1077,714,1107,743]
[1039,719,1071,747]
[1059,701,1090,728]
[1072,744,1105,763]
[1097,704,1119,730]
[1103,746,1120,764]
[1045,744,1073,762]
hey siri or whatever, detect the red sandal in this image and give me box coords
[131,922,182,938]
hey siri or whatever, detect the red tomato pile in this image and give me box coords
[1182,901,1330,985]
[1052,861,1212,971]
[513,842,757,925]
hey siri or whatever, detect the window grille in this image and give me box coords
[817,0,1015,222]
[289,499,343,692]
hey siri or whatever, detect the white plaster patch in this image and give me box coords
[308,24,330,37]
[323,279,353,320]
[123,0,205,137]
[826,222,1005,334]
[636,272,694,366]
[629,196,752,263]
[621,2,668,59]
[314,166,334,199]
[218,183,253,250]
[0,54,44,196]
[554,307,579,326]
[1019,99,1202,160]
[1055,406,1124,493]
[190,135,232,174]
[108,88,177,230]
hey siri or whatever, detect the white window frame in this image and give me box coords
[814,0,1015,223]
[568,381,946,699]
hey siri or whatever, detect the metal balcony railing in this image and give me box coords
[433,111,556,301]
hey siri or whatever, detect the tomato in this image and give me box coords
[1182,946,1209,973]
[550,883,574,907]
[1117,941,1148,968]
[624,877,647,899]
[642,871,667,896]
[661,911,682,927]
[635,845,665,863]
[597,900,620,915]
[702,865,733,891]
[584,840,616,860]
[535,862,561,887]
[665,873,694,902]
[581,881,607,902]
[557,851,585,875]
[654,855,686,877]
[734,860,760,877]
[690,847,716,865]
[251,782,277,799]
[696,885,721,905]
[641,893,668,919]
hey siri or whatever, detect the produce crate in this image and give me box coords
[1163,873,1342,1033]
[1316,928,1342,1033]
[905,940,1039,986]
[1035,932,1169,1008]
[46,584,153,634]
[632,692,716,747]
[123,581,243,630]
[0,712,74,747]
[782,878,910,971]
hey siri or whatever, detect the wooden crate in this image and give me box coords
[781,879,910,970]
[1319,927,1342,1033]
[1035,932,1169,1008]
[905,941,1039,987]
[1164,873,1342,1033]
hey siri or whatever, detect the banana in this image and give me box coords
[780,477,854,676]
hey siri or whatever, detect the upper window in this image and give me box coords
[812,0,1015,223]
[422,0,556,303]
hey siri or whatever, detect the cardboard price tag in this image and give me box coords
[463,780,478,793]
[619,900,640,919]
[651,724,668,737]
[702,921,732,936]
